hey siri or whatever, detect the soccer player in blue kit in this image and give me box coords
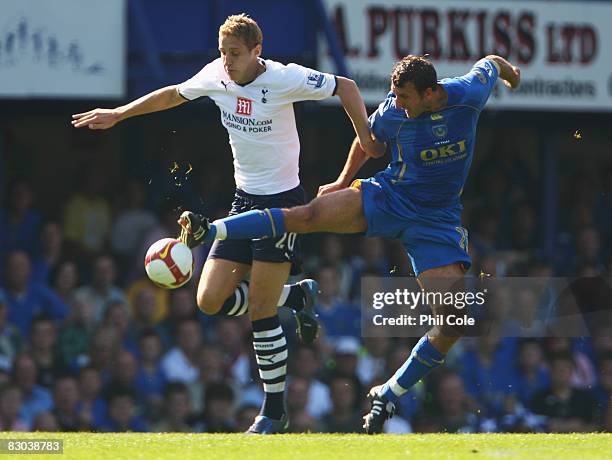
[179,54,521,433]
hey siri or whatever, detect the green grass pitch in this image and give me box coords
[1,433,610,459]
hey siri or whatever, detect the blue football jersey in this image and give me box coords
[368,59,499,208]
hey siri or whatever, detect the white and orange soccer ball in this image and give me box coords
[144,238,194,289]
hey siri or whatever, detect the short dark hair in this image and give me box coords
[391,55,438,94]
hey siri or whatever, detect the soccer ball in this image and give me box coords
[144,238,194,289]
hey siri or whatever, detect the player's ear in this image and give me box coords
[253,44,262,58]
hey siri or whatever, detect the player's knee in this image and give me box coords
[288,204,316,233]
[196,288,223,315]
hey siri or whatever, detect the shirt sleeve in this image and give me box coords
[368,92,395,142]
[456,58,499,110]
[282,64,337,103]
[177,60,219,101]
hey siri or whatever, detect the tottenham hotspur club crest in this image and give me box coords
[261,88,269,103]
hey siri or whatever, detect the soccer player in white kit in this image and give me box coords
[71,14,378,433]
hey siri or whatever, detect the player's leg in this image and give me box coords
[283,186,367,234]
[193,188,256,316]
[364,262,467,434]
[379,263,466,399]
[245,260,292,434]
[180,186,367,245]
[195,237,252,316]
[197,240,318,335]
[195,257,251,315]
[417,263,468,353]
[244,182,320,434]
[364,217,471,433]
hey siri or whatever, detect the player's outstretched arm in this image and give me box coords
[485,55,521,90]
[318,135,385,196]
[335,77,386,158]
[71,85,188,130]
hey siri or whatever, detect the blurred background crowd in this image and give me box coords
[0,123,611,433]
[2,0,612,435]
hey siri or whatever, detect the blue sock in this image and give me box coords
[208,208,286,243]
[380,336,445,403]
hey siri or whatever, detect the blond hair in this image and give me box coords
[219,14,263,50]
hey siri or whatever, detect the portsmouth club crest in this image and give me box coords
[432,124,448,138]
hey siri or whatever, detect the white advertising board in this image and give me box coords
[319,0,612,111]
[0,0,126,99]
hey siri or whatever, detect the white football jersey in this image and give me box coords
[178,58,337,195]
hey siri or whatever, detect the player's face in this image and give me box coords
[218,34,261,84]
[392,82,429,118]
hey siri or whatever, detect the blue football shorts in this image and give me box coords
[354,174,471,276]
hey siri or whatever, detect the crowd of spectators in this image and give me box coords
[1,145,611,433]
